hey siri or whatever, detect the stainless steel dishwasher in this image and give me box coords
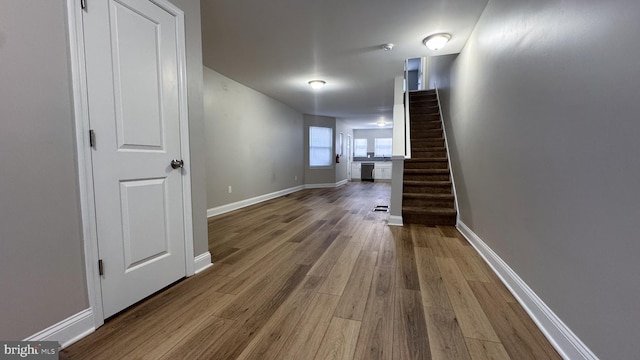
[361,163,374,182]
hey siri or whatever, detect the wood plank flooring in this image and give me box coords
[61,182,561,360]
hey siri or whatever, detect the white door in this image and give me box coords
[83,0,187,318]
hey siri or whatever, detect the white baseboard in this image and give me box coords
[194,251,213,274]
[25,253,212,350]
[388,215,403,226]
[456,221,598,360]
[305,180,348,189]
[24,308,95,349]
[207,185,305,218]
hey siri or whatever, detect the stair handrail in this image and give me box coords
[434,84,459,222]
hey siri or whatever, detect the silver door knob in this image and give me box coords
[171,160,184,169]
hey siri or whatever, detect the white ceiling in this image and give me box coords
[200,0,488,129]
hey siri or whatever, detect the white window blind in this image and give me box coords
[374,138,392,157]
[354,138,367,157]
[309,126,333,167]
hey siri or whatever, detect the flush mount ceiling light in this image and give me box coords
[308,80,326,90]
[381,43,394,51]
[377,120,386,127]
[423,33,451,51]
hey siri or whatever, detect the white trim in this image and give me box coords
[67,0,104,329]
[207,182,350,218]
[435,84,459,225]
[305,179,348,189]
[305,183,336,189]
[388,215,403,226]
[208,185,305,218]
[193,251,213,274]
[67,0,196,326]
[24,309,95,349]
[456,221,599,360]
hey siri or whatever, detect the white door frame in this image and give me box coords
[66,0,195,328]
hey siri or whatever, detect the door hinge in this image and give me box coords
[80,0,87,10]
[98,259,104,276]
[89,129,95,148]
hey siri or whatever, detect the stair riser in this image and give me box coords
[411,130,443,138]
[409,104,440,113]
[409,96,437,101]
[410,91,436,96]
[402,213,456,226]
[403,174,450,181]
[411,139,445,148]
[404,161,448,169]
[408,150,447,159]
[410,110,440,117]
[410,101,438,106]
[410,95,437,101]
[403,185,452,194]
[403,198,455,208]
[411,122,442,130]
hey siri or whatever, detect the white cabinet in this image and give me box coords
[351,163,361,180]
[374,164,392,180]
[351,162,392,180]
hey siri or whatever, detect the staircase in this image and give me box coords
[402,90,457,225]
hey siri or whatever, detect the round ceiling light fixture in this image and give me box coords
[308,80,326,90]
[423,33,451,51]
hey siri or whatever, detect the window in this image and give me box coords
[354,138,367,157]
[374,138,392,157]
[309,126,332,167]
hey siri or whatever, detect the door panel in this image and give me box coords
[119,178,169,271]
[111,1,165,149]
[83,0,187,318]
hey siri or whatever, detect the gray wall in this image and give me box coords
[0,0,207,340]
[0,0,87,340]
[304,114,336,185]
[426,54,457,90]
[353,129,393,154]
[438,0,640,358]
[204,68,304,208]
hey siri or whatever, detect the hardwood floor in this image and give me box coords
[62,182,561,360]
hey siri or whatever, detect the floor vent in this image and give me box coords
[373,205,389,212]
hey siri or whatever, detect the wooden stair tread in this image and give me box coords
[405,158,448,162]
[404,168,449,174]
[403,180,452,186]
[403,193,454,199]
[402,206,457,215]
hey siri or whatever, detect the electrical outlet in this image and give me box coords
[294,175,298,181]
[228,186,232,194]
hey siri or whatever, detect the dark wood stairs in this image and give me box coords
[402,90,457,225]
